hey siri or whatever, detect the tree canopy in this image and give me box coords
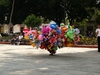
[0,0,10,6]
[0,0,100,25]
[23,14,42,27]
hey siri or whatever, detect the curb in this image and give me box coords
[0,42,30,45]
[74,45,98,48]
[0,42,98,48]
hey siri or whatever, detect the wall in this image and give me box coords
[4,24,9,33]
[0,24,25,33]
[13,24,21,33]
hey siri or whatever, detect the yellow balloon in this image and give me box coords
[24,36,29,40]
[31,43,36,47]
[67,43,73,47]
[38,31,41,34]
[47,44,53,50]
[70,26,72,30]
[30,41,33,44]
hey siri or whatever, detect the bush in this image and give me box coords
[0,36,13,42]
[76,35,97,45]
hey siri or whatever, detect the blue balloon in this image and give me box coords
[50,24,57,29]
[50,21,56,25]
[54,42,58,45]
[51,24,56,26]
[56,29,61,34]
[50,21,57,29]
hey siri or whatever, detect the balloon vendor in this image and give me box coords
[23,21,75,55]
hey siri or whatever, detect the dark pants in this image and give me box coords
[11,39,17,45]
[97,37,100,52]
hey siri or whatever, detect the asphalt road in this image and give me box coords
[0,44,100,75]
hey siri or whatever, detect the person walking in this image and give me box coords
[95,24,100,52]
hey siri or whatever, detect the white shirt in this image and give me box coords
[0,34,2,37]
[18,35,23,40]
[96,28,100,37]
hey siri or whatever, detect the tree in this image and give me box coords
[23,14,42,27]
[13,0,100,25]
[9,0,15,25]
[0,0,10,24]
[61,0,97,25]
[96,9,100,24]
[0,0,99,25]
[0,0,10,6]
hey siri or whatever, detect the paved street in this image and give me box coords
[0,44,100,75]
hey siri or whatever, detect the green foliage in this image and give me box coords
[23,14,42,27]
[95,9,100,23]
[96,15,100,24]
[0,0,10,6]
[0,0,99,25]
[97,10,100,15]
[74,19,89,26]
[64,0,97,24]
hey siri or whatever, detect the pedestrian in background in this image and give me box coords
[17,33,23,45]
[95,24,100,52]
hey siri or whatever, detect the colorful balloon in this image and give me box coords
[23,28,29,33]
[56,29,61,34]
[31,43,36,47]
[60,23,64,26]
[50,24,57,29]
[38,34,44,40]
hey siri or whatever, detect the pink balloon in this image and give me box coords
[38,34,44,40]
[77,36,80,41]
[46,25,51,31]
[28,31,32,34]
[24,33,29,36]
[31,30,37,34]
[46,27,50,33]
[42,26,47,34]
[42,25,51,34]
[27,30,36,35]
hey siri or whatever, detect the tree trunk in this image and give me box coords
[9,0,15,34]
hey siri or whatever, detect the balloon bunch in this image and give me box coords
[38,21,62,55]
[23,21,75,55]
[23,27,37,41]
[60,23,74,47]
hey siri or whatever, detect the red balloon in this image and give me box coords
[23,28,29,33]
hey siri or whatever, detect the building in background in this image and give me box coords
[0,24,25,34]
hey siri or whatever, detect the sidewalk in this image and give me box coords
[74,45,98,48]
[0,44,99,75]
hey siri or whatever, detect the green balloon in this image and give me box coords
[65,30,74,40]
[52,46,58,50]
